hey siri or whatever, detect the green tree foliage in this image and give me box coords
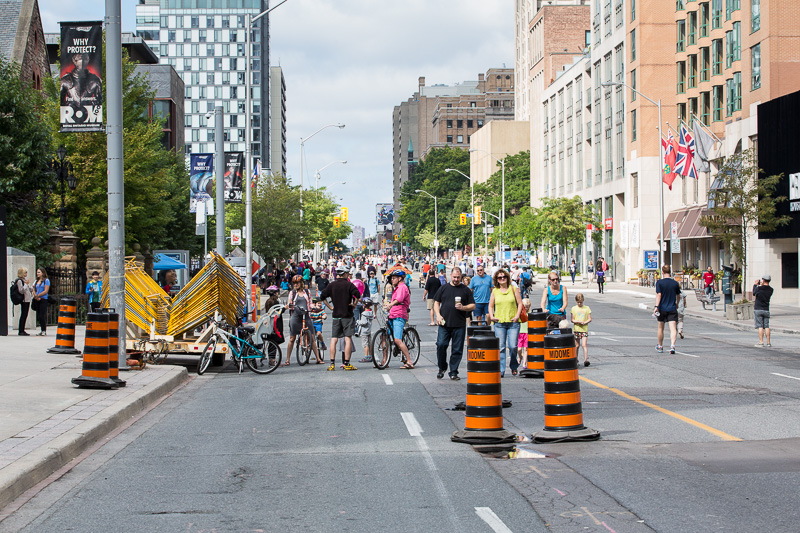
[504,197,600,252]
[700,148,790,285]
[301,187,352,250]
[473,151,530,220]
[0,58,58,265]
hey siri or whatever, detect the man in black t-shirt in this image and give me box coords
[753,274,774,347]
[319,267,360,370]
[654,264,681,354]
[433,267,475,380]
[423,272,442,326]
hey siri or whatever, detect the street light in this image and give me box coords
[314,160,347,192]
[482,210,500,255]
[444,168,474,257]
[51,145,77,231]
[415,189,438,259]
[602,81,665,269]
[470,148,505,260]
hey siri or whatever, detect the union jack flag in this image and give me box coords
[675,123,698,179]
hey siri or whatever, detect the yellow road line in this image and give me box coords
[579,376,742,442]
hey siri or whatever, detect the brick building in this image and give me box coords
[0,0,48,90]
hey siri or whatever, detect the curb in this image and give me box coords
[684,310,799,336]
[0,366,190,511]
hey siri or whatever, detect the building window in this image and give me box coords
[191,16,199,28]
[713,84,723,121]
[689,96,699,119]
[446,135,453,143]
[457,135,464,143]
[632,173,639,207]
[631,0,636,21]
[689,54,698,88]
[630,69,637,101]
[688,12,697,45]
[678,102,687,124]
[631,109,637,141]
[712,38,723,75]
[726,22,741,68]
[467,119,473,128]
[678,61,686,93]
[457,119,463,128]
[447,120,453,129]
[701,91,711,124]
[701,47,710,81]
[712,0,722,28]
[726,0,739,21]
[700,2,710,37]
[751,44,761,89]
[677,0,685,10]
[470,101,477,107]
[477,119,484,127]
[726,72,741,115]
[677,20,686,52]
[751,0,760,32]
[630,29,636,61]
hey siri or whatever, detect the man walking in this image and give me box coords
[469,264,493,325]
[753,274,773,347]
[319,266,361,370]
[433,267,475,380]
[654,264,681,354]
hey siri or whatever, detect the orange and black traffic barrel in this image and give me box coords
[452,334,515,445]
[71,311,118,389]
[466,325,492,351]
[47,297,81,354]
[520,308,546,378]
[106,309,126,387]
[531,329,599,442]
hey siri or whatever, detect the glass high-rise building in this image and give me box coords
[136,0,270,171]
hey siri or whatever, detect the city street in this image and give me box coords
[3,279,800,532]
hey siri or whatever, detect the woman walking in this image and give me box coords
[488,268,524,377]
[32,267,50,336]
[540,270,568,328]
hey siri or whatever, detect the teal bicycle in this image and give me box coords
[197,316,282,375]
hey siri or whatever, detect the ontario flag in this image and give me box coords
[675,123,698,179]
[661,131,679,190]
[251,159,261,189]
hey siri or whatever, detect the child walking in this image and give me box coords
[358,298,375,363]
[309,299,327,364]
[517,298,531,366]
[570,293,592,367]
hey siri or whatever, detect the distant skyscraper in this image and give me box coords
[270,66,287,177]
[352,225,365,251]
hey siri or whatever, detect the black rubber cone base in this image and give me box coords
[530,427,601,443]
[111,377,127,387]
[451,429,516,445]
[519,369,544,378]
[47,346,82,355]
[71,376,119,390]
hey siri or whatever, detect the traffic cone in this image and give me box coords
[531,329,599,442]
[452,334,515,445]
[47,297,81,354]
[71,311,118,389]
[520,308,546,378]
[106,309,126,387]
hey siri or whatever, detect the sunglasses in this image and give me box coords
[549,278,558,281]
[497,276,507,280]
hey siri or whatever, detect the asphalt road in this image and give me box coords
[4,275,800,532]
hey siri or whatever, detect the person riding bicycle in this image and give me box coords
[285,275,323,365]
[384,270,414,369]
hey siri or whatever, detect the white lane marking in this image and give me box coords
[382,374,393,385]
[401,412,423,437]
[772,373,800,382]
[675,351,700,358]
[598,337,621,342]
[475,507,513,533]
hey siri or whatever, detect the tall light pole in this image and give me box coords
[445,168,474,258]
[602,81,664,269]
[312,160,346,264]
[415,189,438,259]
[483,210,500,255]
[214,105,224,255]
[470,148,505,260]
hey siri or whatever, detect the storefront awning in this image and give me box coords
[657,206,713,240]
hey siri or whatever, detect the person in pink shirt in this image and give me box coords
[384,270,413,369]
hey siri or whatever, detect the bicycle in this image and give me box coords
[370,320,421,370]
[295,314,326,365]
[197,317,282,375]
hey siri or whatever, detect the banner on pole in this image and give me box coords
[224,152,243,203]
[59,21,103,132]
[189,153,214,213]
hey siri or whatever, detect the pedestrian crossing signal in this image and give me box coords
[460,213,467,225]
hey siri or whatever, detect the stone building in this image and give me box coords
[0,0,49,89]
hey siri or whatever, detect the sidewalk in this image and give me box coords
[0,327,190,512]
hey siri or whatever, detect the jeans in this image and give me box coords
[704,285,715,297]
[570,272,576,284]
[436,326,466,376]
[494,322,520,374]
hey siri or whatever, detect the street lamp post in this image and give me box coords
[51,145,77,231]
[483,210,500,255]
[602,81,665,268]
[312,160,346,264]
[470,149,505,261]
[445,168,474,259]
[415,189,438,259]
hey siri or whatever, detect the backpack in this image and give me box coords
[10,279,23,305]
[521,272,532,289]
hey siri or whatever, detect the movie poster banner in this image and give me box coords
[224,152,243,203]
[376,203,394,232]
[190,154,214,213]
[59,21,103,133]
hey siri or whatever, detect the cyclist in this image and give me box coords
[319,266,360,370]
[285,275,322,365]
[385,269,413,369]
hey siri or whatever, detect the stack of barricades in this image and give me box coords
[520,308,546,378]
[101,258,171,335]
[531,329,599,443]
[452,335,515,445]
[46,297,81,355]
[72,311,118,389]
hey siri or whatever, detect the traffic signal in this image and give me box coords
[333,216,340,227]
[393,235,399,241]
[340,207,348,222]
[460,213,467,225]
[474,205,481,225]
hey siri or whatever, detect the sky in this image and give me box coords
[38,0,514,248]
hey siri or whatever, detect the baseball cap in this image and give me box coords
[762,274,771,282]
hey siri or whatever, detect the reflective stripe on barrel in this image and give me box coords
[81,312,110,379]
[464,334,505,432]
[543,330,585,431]
[55,298,78,348]
[526,309,546,372]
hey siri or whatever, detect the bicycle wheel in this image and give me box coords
[371,329,391,369]
[403,327,421,366]
[296,329,312,365]
[198,337,216,375]
[246,340,282,374]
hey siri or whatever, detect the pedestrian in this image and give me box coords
[487,268,524,377]
[540,270,568,325]
[315,270,330,297]
[423,266,442,326]
[753,274,773,347]
[32,267,50,336]
[677,290,687,339]
[654,264,681,354]
[570,293,592,366]
[468,264,493,325]
[13,267,32,336]
[309,299,328,356]
[703,266,715,297]
[517,298,531,367]
[384,270,413,369]
[433,267,475,380]
[284,276,323,365]
[319,266,361,370]
[569,259,577,284]
[357,298,375,363]
[596,267,605,293]
[520,266,533,299]
[85,271,102,313]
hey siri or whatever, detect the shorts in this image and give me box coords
[754,309,770,329]
[657,310,679,323]
[389,317,406,339]
[575,331,588,340]
[474,302,489,317]
[331,316,355,337]
[426,299,434,310]
[313,322,323,333]
[517,333,528,350]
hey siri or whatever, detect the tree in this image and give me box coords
[531,196,601,252]
[0,57,58,265]
[300,187,352,251]
[473,150,531,228]
[700,148,790,288]
[414,229,435,250]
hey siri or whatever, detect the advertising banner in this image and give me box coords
[376,203,394,231]
[59,21,103,132]
[189,154,214,213]
[644,250,658,270]
[224,152,243,203]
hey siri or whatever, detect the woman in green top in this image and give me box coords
[487,269,524,376]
